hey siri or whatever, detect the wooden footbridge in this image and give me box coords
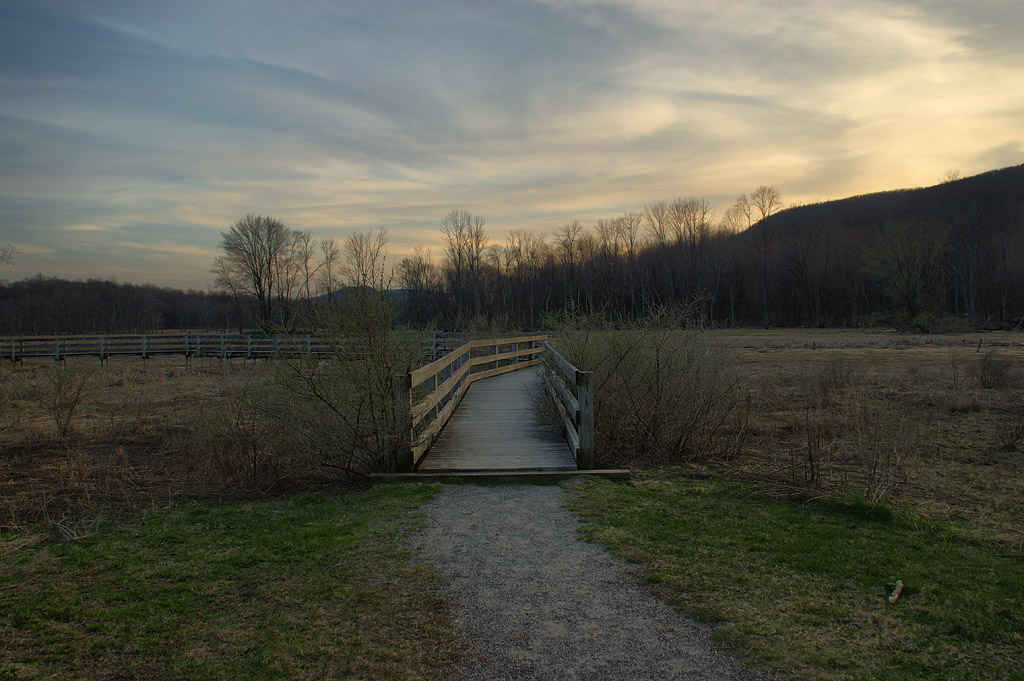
[388,336,628,480]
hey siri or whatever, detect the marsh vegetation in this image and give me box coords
[2,326,1022,679]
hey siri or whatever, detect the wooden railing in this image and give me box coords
[540,342,595,470]
[393,336,548,472]
[0,332,467,364]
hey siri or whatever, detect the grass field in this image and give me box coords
[571,477,1023,681]
[717,329,1024,543]
[570,328,1024,681]
[2,328,1023,680]
[1,485,455,680]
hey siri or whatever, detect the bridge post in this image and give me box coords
[394,372,414,472]
[577,370,595,470]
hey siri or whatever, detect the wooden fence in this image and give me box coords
[540,341,595,470]
[0,332,468,364]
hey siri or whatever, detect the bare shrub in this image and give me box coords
[810,353,857,407]
[845,401,920,503]
[174,372,294,489]
[551,308,743,468]
[25,363,97,438]
[972,351,1016,389]
[797,406,839,487]
[260,292,421,478]
[996,415,1024,452]
[168,295,419,486]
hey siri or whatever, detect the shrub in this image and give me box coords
[550,308,743,468]
[260,292,422,478]
[810,353,857,407]
[25,363,97,438]
[180,375,293,489]
[972,350,1016,389]
[996,415,1024,452]
[845,400,920,503]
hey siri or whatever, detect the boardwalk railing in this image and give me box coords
[0,332,467,364]
[540,342,595,470]
[393,336,547,472]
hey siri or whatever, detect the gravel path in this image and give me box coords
[411,483,775,681]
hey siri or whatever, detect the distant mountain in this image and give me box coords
[753,163,1024,236]
[735,163,1024,328]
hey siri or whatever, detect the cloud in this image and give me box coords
[0,0,1022,288]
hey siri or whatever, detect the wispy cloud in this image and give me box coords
[1,0,1021,288]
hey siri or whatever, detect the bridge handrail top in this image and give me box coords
[409,335,547,387]
[409,340,474,386]
[541,341,582,382]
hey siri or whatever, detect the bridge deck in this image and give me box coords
[417,367,576,472]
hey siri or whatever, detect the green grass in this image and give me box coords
[1,484,456,681]
[570,477,1024,681]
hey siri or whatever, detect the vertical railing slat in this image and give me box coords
[577,370,595,470]
[394,373,414,472]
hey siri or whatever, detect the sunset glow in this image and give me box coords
[2,0,1022,288]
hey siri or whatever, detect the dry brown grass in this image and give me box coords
[4,329,1023,548]
[0,357,314,533]
[712,329,1024,545]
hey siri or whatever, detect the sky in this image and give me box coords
[1,0,1022,290]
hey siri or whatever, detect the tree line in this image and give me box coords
[3,165,1022,336]
[0,276,238,336]
[211,168,1024,333]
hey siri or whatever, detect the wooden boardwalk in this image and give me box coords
[417,366,576,472]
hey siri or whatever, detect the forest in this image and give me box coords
[1,164,1022,336]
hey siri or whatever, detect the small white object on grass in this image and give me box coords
[888,579,905,603]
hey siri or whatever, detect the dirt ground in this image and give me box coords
[412,483,775,681]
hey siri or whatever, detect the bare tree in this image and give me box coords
[555,221,583,268]
[440,209,488,323]
[643,202,670,244]
[751,185,783,221]
[739,185,784,327]
[317,238,341,303]
[865,221,946,325]
[294,230,322,314]
[212,214,297,330]
[0,244,17,265]
[397,247,439,326]
[344,227,390,291]
[618,212,643,260]
[941,168,962,183]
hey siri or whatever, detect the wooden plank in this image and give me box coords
[371,470,631,482]
[417,366,575,472]
[542,372,580,461]
[468,347,543,368]
[544,371,579,425]
[410,342,472,386]
[468,358,541,382]
[469,335,547,349]
[0,332,473,364]
[415,377,470,444]
[542,341,578,383]
[411,361,471,422]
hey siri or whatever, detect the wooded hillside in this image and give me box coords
[2,164,1022,335]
